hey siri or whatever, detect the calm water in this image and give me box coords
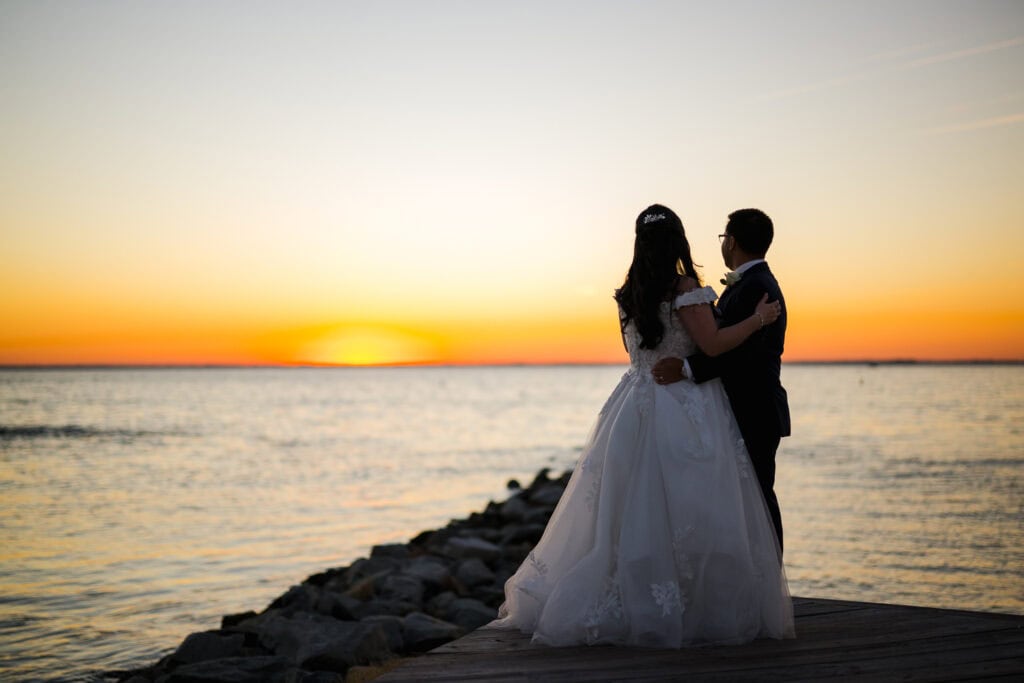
[1,365,1021,681]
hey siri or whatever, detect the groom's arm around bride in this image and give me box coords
[653,208,790,552]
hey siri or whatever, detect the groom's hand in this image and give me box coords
[652,357,685,385]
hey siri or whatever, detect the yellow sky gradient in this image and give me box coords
[1,2,1022,365]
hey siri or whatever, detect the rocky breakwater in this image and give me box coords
[114,468,570,683]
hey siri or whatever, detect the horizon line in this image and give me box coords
[1,359,1022,370]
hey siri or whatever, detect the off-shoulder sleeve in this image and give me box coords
[672,285,718,309]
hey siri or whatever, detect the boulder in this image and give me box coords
[444,598,497,631]
[441,537,501,563]
[370,544,410,560]
[455,558,495,588]
[401,556,452,587]
[359,615,405,652]
[379,574,424,605]
[401,612,462,652]
[170,631,245,665]
[154,655,292,682]
[528,484,564,507]
[424,591,458,618]
[499,495,529,522]
[351,598,419,619]
[254,612,391,673]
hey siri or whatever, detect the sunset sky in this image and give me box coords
[2,1,1022,365]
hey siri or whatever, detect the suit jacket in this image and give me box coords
[687,262,791,441]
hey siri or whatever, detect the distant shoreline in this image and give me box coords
[0,360,1022,370]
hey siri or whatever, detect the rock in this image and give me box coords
[528,484,564,507]
[343,573,386,601]
[528,468,552,489]
[154,655,292,682]
[455,558,495,588]
[170,631,245,665]
[500,523,547,546]
[499,495,529,522]
[523,506,553,525]
[351,599,419,619]
[441,537,501,563]
[255,612,391,673]
[506,478,521,490]
[401,612,462,652]
[302,566,347,588]
[472,585,506,609]
[370,544,410,560]
[444,598,497,631]
[221,612,258,630]
[342,558,401,587]
[424,590,458,618]
[379,574,424,605]
[401,556,452,587]
[265,584,356,620]
[359,615,404,652]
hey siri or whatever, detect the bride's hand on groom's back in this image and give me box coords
[755,294,782,327]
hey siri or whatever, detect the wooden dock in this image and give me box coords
[376,597,1024,681]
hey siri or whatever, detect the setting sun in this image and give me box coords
[297,326,440,366]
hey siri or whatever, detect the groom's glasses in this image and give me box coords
[718,233,731,243]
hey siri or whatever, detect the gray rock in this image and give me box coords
[471,585,506,608]
[523,506,553,525]
[424,590,458,618]
[499,495,529,522]
[441,537,501,563]
[500,523,547,546]
[370,543,410,560]
[445,598,497,631]
[255,612,391,672]
[401,556,452,587]
[155,655,292,683]
[455,558,495,588]
[314,591,359,620]
[352,598,419,619]
[529,484,564,507]
[220,612,257,629]
[401,612,463,652]
[360,614,404,652]
[171,631,245,665]
[342,557,401,587]
[379,573,424,605]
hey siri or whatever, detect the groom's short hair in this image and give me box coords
[726,208,773,256]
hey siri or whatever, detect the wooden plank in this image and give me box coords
[376,597,1024,682]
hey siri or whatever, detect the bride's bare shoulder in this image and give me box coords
[675,276,699,294]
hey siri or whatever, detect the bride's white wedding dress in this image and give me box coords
[492,286,795,648]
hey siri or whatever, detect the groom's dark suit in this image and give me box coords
[687,261,790,551]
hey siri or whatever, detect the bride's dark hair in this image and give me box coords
[614,204,702,349]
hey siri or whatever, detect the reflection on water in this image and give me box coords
[779,365,1023,614]
[0,365,1021,681]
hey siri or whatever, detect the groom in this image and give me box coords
[652,208,790,552]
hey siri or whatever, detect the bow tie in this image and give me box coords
[720,270,743,287]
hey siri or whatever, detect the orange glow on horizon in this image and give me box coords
[1,305,1021,366]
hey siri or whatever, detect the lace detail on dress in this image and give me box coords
[528,551,549,577]
[584,574,623,642]
[651,581,683,617]
[735,438,753,480]
[673,285,718,309]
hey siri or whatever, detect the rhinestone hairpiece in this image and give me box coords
[643,213,666,224]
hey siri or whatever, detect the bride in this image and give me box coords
[491,205,795,648]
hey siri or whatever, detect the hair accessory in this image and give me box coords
[643,213,666,224]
